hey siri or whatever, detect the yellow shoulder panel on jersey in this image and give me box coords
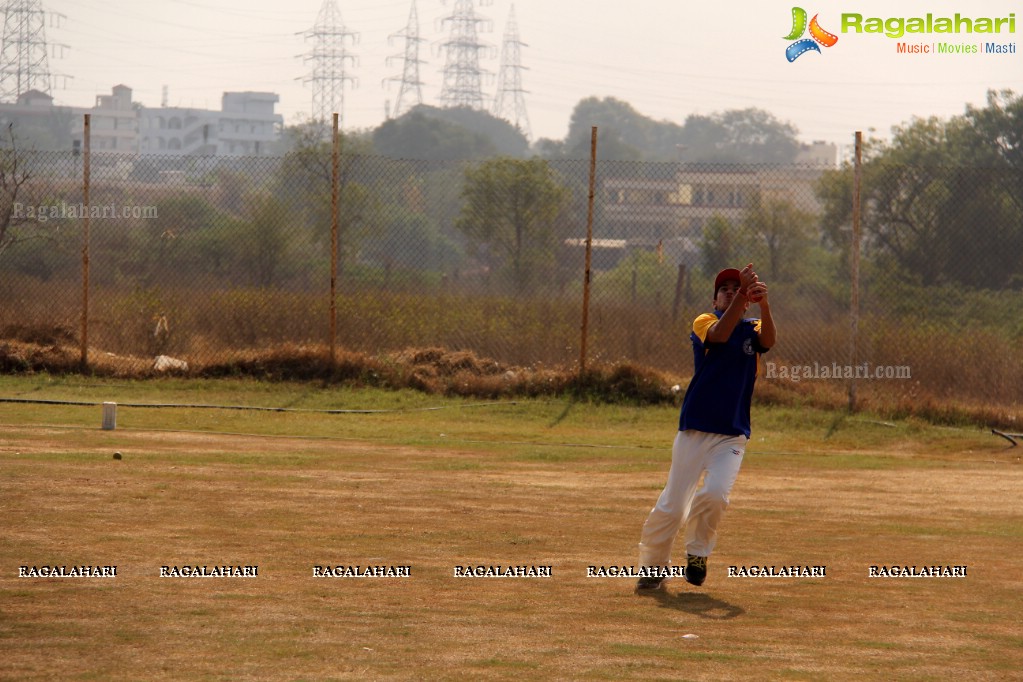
[692,313,718,343]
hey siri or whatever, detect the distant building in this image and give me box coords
[217,92,282,156]
[138,104,218,155]
[0,89,75,150]
[138,91,282,156]
[795,140,838,167]
[62,85,282,157]
[70,84,138,153]
[16,89,55,107]
[587,160,834,269]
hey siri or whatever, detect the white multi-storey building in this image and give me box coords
[66,86,282,156]
[137,91,282,156]
[70,84,138,153]
[217,92,281,156]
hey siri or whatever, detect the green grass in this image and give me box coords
[0,373,1002,460]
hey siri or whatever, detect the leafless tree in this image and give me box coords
[0,123,42,258]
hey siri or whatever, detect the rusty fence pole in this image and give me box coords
[330,113,340,367]
[79,114,91,369]
[849,131,862,411]
[579,126,597,375]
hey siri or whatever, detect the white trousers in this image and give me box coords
[638,430,747,567]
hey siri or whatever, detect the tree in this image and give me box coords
[742,195,814,282]
[816,92,1023,289]
[415,105,529,157]
[129,195,229,287]
[597,249,676,307]
[363,206,463,274]
[678,115,727,163]
[698,215,740,278]
[241,195,290,287]
[960,89,1023,219]
[372,108,503,160]
[708,108,801,164]
[456,157,570,295]
[0,125,47,259]
[557,96,678,161]
[547,97,802,163]
[274,120,379,277]
[563,128,644,161]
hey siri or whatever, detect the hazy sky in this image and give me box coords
[42,0,1022,150]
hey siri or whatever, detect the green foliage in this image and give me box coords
[456,157,571,295]
[686,108,800,164]
[959,89,1023,171]
[213,168,255,216]
[362,205,464,273]
[372,108,504,160]
[274,122,381,272]
[560,97,677,161]
[1,223,77,281]
[129,196,231,287]
[593,249,676,306]
[867,269,1023,332]
[548,97,801,163]
[815,90,1023,289]
[239,195,291,287]
[814,166,854,255]
[412,105,529,157]
[698,215,740,277]
[176,215,248,281]
[742,195,814,282]
[696,195,815,288]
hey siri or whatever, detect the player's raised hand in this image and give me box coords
[739,263,758,293]
[747,281,768,304]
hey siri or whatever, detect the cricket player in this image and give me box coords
[636,263,775,591]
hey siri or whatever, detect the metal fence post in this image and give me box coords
[330,113,340,367]
[849,131,862,411]
[579,126,597,375]
[80,114,91,370]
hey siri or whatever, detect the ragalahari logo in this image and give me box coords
[784,7,838,61]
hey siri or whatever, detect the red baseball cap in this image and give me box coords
[714,268,742,294]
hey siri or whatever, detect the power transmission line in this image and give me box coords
[437,0,492,111]
[0,0,69,101]
[491,4,530,139]
[384,0,425,119]
[298,0,358,126]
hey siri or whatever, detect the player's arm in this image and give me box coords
[704,290,749,343]
[748,281,776,349]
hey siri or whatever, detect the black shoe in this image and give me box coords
[635,575,667,592]
[685,554,707,586]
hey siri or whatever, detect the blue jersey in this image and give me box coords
[678,309,768,438]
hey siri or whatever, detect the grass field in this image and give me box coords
[1,374,1021,681]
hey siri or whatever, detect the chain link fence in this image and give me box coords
[2,142,1021,414]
